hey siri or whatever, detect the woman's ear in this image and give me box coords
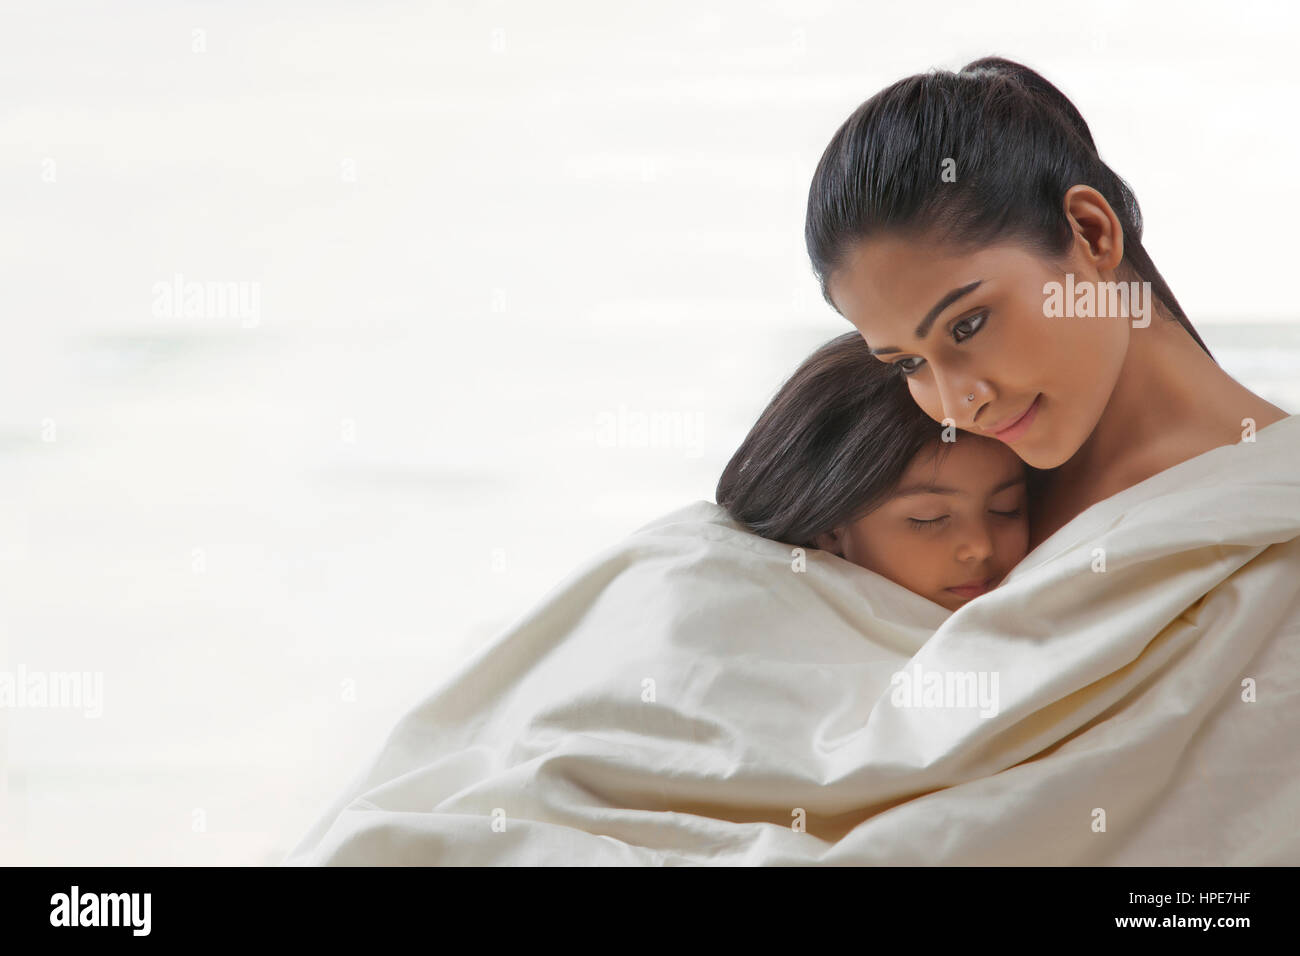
[813,528,844,556]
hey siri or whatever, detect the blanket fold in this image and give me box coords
[286,415,1300,865]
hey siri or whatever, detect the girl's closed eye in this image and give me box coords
[909,507,1020,530]
[907,515,949,529]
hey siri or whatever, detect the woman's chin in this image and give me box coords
[1004,416,1076,469]
[1014,442,1065,469]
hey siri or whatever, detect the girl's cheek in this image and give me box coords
[1005,520,1031,555]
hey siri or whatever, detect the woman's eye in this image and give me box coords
[990,508,1022,518]
[891,311,987,376]
[907,515,950,530]
[952,310,988,343]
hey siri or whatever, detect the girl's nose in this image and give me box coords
[956,522,995,561]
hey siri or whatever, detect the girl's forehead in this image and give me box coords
[902,437,1027,488]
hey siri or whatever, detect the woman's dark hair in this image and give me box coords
[804,55,1214,359]
[716,331,958,547]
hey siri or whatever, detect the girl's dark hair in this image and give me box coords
[804,55,1213,359]
[716,331,956,547]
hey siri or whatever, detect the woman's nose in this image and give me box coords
[932,371,984,428]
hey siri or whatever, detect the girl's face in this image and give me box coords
[826,225,1130,470]
[814,436,1029,612]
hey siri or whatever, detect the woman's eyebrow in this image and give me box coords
[868,279,985,356]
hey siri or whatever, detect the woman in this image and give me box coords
[804,56,1291,551]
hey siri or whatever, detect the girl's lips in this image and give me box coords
[946,576,994,598]
[988,394,1041,442]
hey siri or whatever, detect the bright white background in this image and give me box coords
[1,0,1297,864]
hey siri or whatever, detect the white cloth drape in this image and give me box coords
[285,415,1300,865]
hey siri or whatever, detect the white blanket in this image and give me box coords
[284,414,1300,865]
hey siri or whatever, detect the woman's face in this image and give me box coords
[826,233,1129,469]
[815,437,1029,612]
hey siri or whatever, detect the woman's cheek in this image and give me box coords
[907,378,946,425]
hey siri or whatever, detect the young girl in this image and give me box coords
[716,332,1030,612]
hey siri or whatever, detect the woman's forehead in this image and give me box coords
[831,238,1033,330]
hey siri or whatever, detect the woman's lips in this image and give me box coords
[946,576,994,598]
[986,394,1041,442]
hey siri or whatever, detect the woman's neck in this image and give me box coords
[1027,310,1289,551]
[1059,311,1287,493]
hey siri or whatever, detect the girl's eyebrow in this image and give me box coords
[892,475,1026,498]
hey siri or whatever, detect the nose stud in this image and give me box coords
[966,393,975,402]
